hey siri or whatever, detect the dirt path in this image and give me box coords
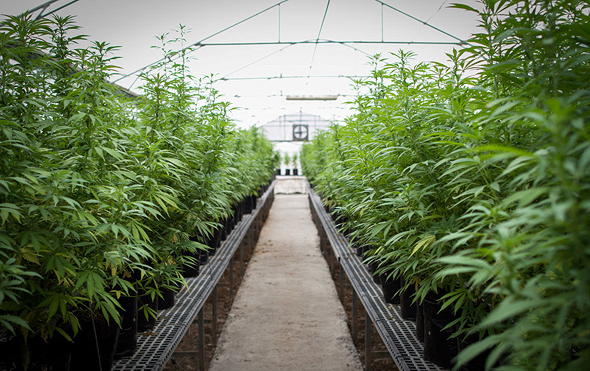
[208,194,362,371]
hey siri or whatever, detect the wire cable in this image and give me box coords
[219,44,296,80]
[308,0,331,79]
[220,74,371,81]
[112,0,290,84]
[40,0,79,19]
[17,0,79,20]
[374,0,470,45]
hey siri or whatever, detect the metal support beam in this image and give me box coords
[330,246,336,279]
[352,289,358,344]
[374,0,469,45]
[180,39,461,47]
[113,0,291,83]
[246,224,251,254]
[198,309,205,371]
[23,0,79,20]
[339,262,344,301]
[366,313,372,371]
[286,95,339,100]
[212,286,218,343]
[240,238,245,277]
[229,257,234,302]
[381,2,384,42]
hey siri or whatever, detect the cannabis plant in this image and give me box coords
[302,1,590,370]
[0,14,277,370]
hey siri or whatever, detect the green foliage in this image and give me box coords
[301,1,590,370]
[0,13,277,368]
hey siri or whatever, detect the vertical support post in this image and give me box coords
[381,3,383,42]
[253,217,258,250]
[212,285,218,342]
[229,258,234,302]
[240,238,245,276]
[250,224,255,254]
[365,313,372,371]
[339,261,344,301]
[330,246,336,279]
[247,224,252,255]
[253,219,258,247]
[352,289,358,344]
[198,309,205,371]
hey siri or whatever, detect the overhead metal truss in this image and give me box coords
[113,0,469,88]
[181,40,462,48]
[23,0,80,20]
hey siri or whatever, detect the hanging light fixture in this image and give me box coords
[285,95,339,100]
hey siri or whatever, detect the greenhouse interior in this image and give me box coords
[0,1,589,371]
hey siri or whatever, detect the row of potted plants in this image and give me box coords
[0,14,278,370]
[302,1,589,370]
[279,152,299,175]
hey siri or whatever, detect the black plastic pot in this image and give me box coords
[369,261,381,284]
[380,275,401,304]
[137,291,158,332]
[232,204,241,226]
[334,213,348,230]
[416,303,425,342]
[285,169,291,175]
[423,295,459,368]
[70,317,120,371]
[293,168,298,175]
[356,244,370,257]
[400,279,417,321]
[220,223,227,242]
[238,200,245,221]
[243,198,251,215]
[180,243,201,278]
[225,214,234,236]
[158,286,177,310]
[209,227,222,256]
[114,294,138,358]
[181,259,200,278]
[343,227,353,239]
[199,248,209,265]
[456,332,492,371]
[9,329,73,371]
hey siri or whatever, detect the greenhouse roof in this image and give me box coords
[1,0,480,128]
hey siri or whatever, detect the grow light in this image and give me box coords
[285,95,339,101]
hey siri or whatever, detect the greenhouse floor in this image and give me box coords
[207,194,362,371]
